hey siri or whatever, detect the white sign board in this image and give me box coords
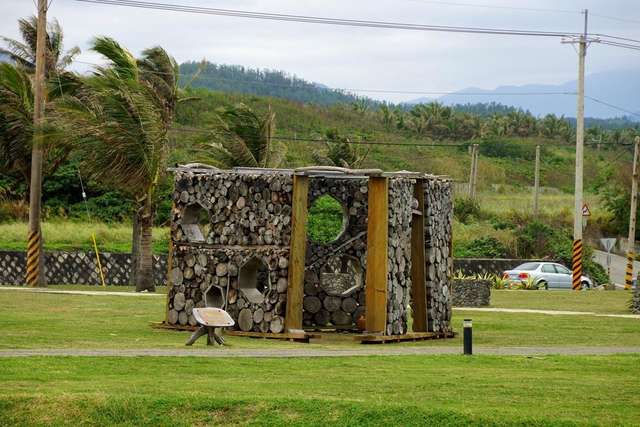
[600,238,617,252]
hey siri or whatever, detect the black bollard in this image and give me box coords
[463,319,473,355]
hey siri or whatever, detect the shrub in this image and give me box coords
[454,197,481,224]
[456,236,508,258]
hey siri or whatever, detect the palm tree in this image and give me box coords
[0,16,80,77]
[311,129,369,169]
[208,103,286,168]
[55,37,178,292]
[0,17,79,195]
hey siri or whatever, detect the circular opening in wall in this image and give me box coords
[307,195,347,244]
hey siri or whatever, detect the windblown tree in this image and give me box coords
[0,16,79,194]
[208,103,286,168]
[55,37,178,292]
[311,129,369,169]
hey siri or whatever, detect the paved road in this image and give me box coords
[593,249,640,286]
[456,307,640,319]
[0,287,164,297]
[0,346,638,358]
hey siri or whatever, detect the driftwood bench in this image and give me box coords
[185,307,235,346]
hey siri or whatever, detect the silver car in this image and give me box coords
[502,262,593,290]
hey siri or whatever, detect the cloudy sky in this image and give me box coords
[1,0,639,103]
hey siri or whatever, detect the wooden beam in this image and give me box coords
[285,173,309,332]
[365,176,389,334]
[410,180,428,332]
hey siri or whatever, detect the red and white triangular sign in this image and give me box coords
[582,203,591,216]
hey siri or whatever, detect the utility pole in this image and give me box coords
[26,0,47,287]
[468,144,479,200]
[533,145,541,217]
[625,137,640,290]
[569,9,588,291]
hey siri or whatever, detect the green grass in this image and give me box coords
[307,194,345,244]
[490,289,632,314]
[0,289,639,425]
[0,221,169,253]
[0,289,638,350]
[0,355,639,426]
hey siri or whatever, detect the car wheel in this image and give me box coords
[581,281,590,290]
[538,281,548,290]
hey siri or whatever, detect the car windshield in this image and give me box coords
[515,263,540,271]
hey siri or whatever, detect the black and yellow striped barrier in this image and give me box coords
[25,229,42,287]
[625,252,634,290]
[572,239,583,290]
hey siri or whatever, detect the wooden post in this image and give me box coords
[410,180,427,332]
[26,0,47,287]
[533,145,541,217]
[365,176,389,334]
[468,144,479,200]
[285,173,309,331]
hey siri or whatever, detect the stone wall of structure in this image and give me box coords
[451,279,491,307]
[632,287,640,314]
[303,176,369,329]
[386,178,414,335]
[0,250,166,286]
[166,170,294,331]
[424,177,454,334]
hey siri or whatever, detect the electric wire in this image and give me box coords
[72,0,582,38]
[401,0,579,15]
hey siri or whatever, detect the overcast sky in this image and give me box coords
[1,0,639,103]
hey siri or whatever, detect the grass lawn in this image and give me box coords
[0,289,639,425]
[1,354,639,426]
[490,289,633,314]
[0,289,638,350]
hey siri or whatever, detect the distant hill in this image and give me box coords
[179,61,374,106]
[409,69,640,119]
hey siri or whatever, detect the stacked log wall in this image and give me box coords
[166,170,293,332]
[424,177,454,334]
[386,178,414,335]
[303,177,368,329]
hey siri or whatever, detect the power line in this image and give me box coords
[591,13,640,26]
[402,0,579,15]
[585,96,640,119]
[73,0,582,38]
[169,126,632,148]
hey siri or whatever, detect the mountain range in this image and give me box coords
[408,69,640,119]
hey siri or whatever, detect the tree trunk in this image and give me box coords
[130,210,141,285]
[135,196,155,292]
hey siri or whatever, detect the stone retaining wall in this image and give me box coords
[453,258,549,277]
[0,250,166,286]
[451,279,491,307]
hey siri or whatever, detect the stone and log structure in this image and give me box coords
[164,166,455,337]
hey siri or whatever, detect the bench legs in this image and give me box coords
[186,326,225,346]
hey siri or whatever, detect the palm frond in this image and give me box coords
[91,37,138,81]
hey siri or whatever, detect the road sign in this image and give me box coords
[600,238,617,253]
[582,203,591,216]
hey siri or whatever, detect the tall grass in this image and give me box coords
[0,221,169,253]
